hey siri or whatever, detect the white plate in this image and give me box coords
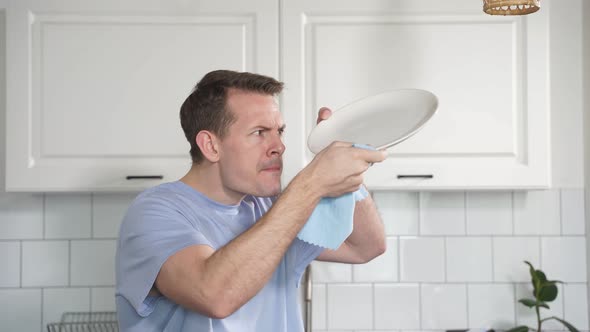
[307,89,438,153]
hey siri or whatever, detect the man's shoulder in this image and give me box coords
[120,182,203,233]
[138,180,199,201]
[137,181,182,196]
[126,181,193,215]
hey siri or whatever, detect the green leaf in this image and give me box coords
[524,261,536,280]
[535,269,548,283]
[532,269,547,297]
[545,279,564,286]
[519,298,537,308]
[518,298,550,309]
[506,325,530,332]
[524,261,540,297]
[525,261,547,298]
[535,270,547,284]
[538,283,558,302]
[548,317,580,332]
[543,280,563,286]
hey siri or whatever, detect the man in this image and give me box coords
[115,70,387,331]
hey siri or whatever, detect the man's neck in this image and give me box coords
[180,163,245,205]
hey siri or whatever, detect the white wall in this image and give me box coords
[584,0,590,327]
[550,0,585,188]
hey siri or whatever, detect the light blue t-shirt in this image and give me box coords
[115,181,324,332]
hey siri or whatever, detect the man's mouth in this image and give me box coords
[262,166,282,172]
[261,161,282,172]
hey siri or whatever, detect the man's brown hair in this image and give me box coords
[180,70,284,164]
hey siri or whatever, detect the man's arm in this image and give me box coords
[316,188,386,264]
[311,108,386,264]
[153,143,386,319]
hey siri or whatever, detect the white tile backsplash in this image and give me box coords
[373,191,419,235]
[92,193,136,238]
[446,237,492,282]
[42,288,90,329]
[0,289,42,332]
[400,237,445,282]
[22,240,69,287]
[0,193,43,239]
[45,194,91,239]
[467,284,515,329]
[374,284,420,329]
[312,261,352,283]
[70,240,116,286]
[466,192,512,235]
[327,284,373,330]
[353,237,398,282]
[513,190,561,235]
[563,283,589,330]
[561,189,586,234]
[0,241,20,287]
[493,237,540,282]
[91,287,117,312]
[541,236,587,282]
[420,192,466,235]
[421,284,467,329]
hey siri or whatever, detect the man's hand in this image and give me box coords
[316,107,332,124]
[303,142,385,198]
[297,107,386,199]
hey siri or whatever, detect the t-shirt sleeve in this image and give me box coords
[115,194,213,317]
[292,238,324,286]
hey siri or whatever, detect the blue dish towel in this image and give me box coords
[297,144,374,249]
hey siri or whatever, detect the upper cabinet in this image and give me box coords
[280,0,552,190]
[6,0,578,191]
[5,0,278,191]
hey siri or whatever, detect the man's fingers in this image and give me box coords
[328,141,353,148]
[354,148,388,163]
[316,107,332,124]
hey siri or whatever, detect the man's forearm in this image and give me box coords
[198,174,321,317]
[344,192,386,262]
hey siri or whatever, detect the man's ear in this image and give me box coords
[195,130,220,162]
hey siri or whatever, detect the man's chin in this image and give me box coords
[257,184,282,197]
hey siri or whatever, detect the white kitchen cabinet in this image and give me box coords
[280,0,552,189]
[5,0,278,191]
[5,0,562,191]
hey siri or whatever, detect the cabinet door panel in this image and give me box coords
[40,19,244,157]
[6,0,278,191]
[281,0,549,189]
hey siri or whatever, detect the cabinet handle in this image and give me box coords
[126,175,164,180]
[397,174,433,179]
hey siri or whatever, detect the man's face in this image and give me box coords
[217,89,285,199]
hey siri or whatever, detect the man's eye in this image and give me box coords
[253,130,263,136]
[278,128,285,136]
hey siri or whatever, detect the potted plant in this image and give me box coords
[506,261,579,332]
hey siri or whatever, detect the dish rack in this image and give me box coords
[46,312,118,332]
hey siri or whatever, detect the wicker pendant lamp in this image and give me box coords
[483,0,540,15]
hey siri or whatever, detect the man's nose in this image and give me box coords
[269,134,285,156]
